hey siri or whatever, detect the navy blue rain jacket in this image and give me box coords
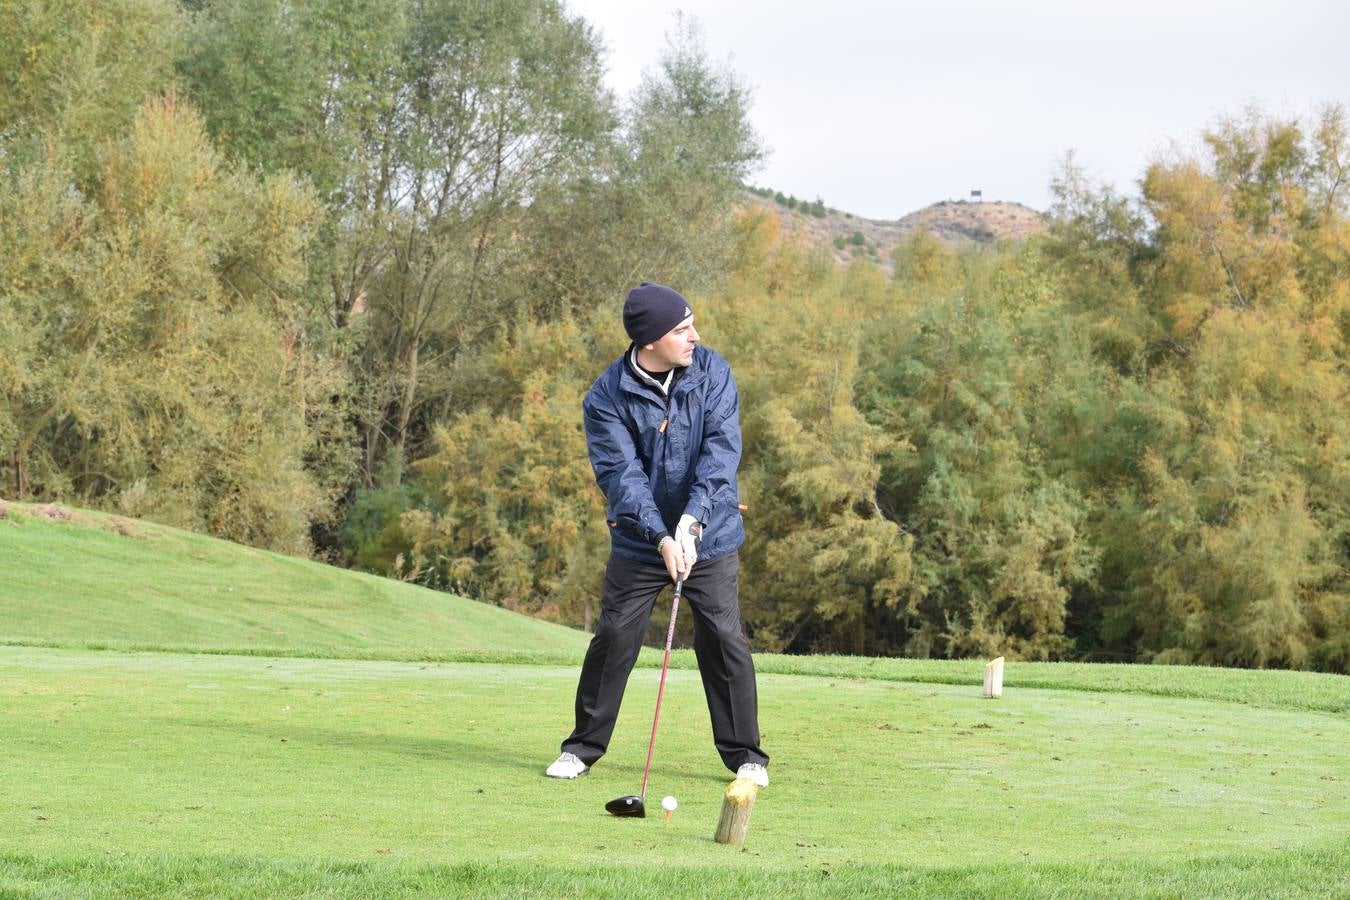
[583,344,745,563]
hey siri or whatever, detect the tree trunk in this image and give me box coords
[12,452,26,498]
[393,341,420,460]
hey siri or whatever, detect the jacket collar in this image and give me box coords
[617,343,706,399]
[626,346,675,397]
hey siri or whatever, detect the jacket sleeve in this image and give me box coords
[583,387,668,546]
[683,361,741,527]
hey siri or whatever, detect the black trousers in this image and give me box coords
[561,550,768,773]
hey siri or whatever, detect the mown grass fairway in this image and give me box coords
[2,504,1348,897]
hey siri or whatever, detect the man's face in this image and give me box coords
[643,315,699,369]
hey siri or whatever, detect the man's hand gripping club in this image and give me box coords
[659,516,703,582]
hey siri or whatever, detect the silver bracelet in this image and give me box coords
[657,535,674,550]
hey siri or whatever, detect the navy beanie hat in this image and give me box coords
[623,282,693,344]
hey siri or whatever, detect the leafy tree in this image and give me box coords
[391,18,765,622]
[401,315,609,624]
[0,95,341,551]
[179,0,405,207]
[0,0,179,179]
[182,0,613,488]
[1041,152,1155,376]
[892,229,956,286]
[722,258,916,654]
[1040,107,1350,670]
[859,280,1099,659]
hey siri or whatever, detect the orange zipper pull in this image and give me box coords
[659,418,668,433]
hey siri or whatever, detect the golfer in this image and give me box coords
[546,282,769,787]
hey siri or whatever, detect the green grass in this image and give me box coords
[2,504,1348,897]
[3,850,1346,899]
[0,503,587,659]
[4,647,1348,897]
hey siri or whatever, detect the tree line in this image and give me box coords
[2,1,1346,671]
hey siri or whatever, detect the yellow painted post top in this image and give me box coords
[725,778,759,804]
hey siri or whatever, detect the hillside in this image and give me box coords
[3,500,1347,715]
[0,501,589,660]
[741,191,1048,273]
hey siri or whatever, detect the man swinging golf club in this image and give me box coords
[546,282,769,794]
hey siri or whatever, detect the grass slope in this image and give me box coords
[0,503,587,660]
[5,503,1344,715]
[2,504,1348,897]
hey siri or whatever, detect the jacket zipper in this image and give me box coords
[659,388,673,434]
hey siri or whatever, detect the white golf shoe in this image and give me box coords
[546,752,589,779]
[736,762,769,787]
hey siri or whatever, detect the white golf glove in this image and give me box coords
[677,514,702,569]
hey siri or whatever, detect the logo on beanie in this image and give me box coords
[684,306,691,317]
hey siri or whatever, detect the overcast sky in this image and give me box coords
[565,0,1349,219]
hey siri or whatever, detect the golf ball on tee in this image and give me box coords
[661,795,677,812]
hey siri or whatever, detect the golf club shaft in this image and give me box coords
[639,574,683,801]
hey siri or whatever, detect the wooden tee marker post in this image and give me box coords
[713,777,758,845]
[984,656,1005,698]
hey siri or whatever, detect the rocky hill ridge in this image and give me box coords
[741,192,1048,273]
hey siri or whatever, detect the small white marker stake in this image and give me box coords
[984,656,1005,699]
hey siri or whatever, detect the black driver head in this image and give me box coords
[605,795,646,818]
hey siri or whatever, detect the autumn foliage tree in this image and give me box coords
[1081,109,1350,669]
[715,230,915,655]
[0,91,343,551]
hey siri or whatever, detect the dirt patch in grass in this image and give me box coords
[33,503,74,521]
[1,500,145,538]
[105,516,146,539]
